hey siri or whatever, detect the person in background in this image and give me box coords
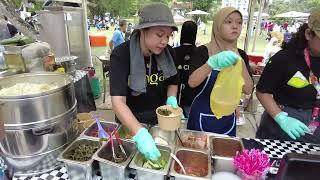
[268,21,274,32]
[124,22,133,41]
[168,31,179,48]
[110,3,179,161]
[200,21,206,35]
[4,16,18,37]
[187,7,253,136]
[197,17,201,27]
[174,20,198,117]
[256,9,320,144]
[283,21,289,31]
[109,20,127,50]
[95,20,102,31]
[263,37,281,64]
[283,29,292,43]
[260,19,265,35]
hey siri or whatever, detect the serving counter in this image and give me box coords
[11,136,320,180]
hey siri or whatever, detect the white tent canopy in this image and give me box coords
[274,11,310,18]
[241,11,269,17]
[174,14,188,23]
[254,12,269,17]
[186,10,210,15]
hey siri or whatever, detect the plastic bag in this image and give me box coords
[210,59,244,119]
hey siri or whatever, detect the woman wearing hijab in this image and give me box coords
[187,7,253,136]
[174,20,198,117]
[110,3,179,161]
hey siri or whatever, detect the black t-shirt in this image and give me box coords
[110,40,179,113]
[256,48,320,109]
[188,45,252,104]
[174,44,197,106]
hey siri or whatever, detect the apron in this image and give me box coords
[187,70,236,136]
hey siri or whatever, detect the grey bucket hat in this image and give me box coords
[134,3,178,31]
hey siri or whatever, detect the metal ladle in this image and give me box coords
[170,153,186,175]
[176,129,185,147]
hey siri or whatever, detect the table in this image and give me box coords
[11,138,320,180]
[248,53,264,64]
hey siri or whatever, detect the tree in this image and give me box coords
[0,0,38,40]
[306,0,320,10]
[192,0,214,12]
[180,0,215,12]
[268,0,307,17]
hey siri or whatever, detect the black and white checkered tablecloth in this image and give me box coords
[13,167,103,180]
[13,167,69,180]
[11,138,320,179]
[252,138,320,159]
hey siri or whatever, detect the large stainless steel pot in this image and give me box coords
[0,104,77,156]
[0,72,78,175]
[0,72,76,128]
[5,144,67,176]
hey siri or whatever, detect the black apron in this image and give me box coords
[256,106,320,144]
[187,70,236,136]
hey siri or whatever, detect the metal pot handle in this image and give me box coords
[32,126,54,136]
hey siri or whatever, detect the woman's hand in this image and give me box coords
[132,128,161,161]
[166,96,178,108]
[206,51,239,69]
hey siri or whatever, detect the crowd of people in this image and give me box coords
[108,3,320,161]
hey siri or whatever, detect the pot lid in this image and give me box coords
[55,56,78,63]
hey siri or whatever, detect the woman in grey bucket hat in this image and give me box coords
[134,3,178,31]
[109,3,179,161]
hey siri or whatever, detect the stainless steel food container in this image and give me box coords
[129,145,172,180]
[93,139,137,180]
[149,126,176,147]
[175,129,209,152]
[0,72,76,128]
[209,136,244,173]
[81,121,118,140]
[169,148,211,180]
[57,138,101,180]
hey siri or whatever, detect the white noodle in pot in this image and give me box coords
[0,83,58,96]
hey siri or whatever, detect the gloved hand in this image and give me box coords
[274,112,310,140]
[166,96,178,108]
[207,51,239,69]
[132,128,161,161]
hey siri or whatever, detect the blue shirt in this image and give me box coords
[111,30,124,48]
